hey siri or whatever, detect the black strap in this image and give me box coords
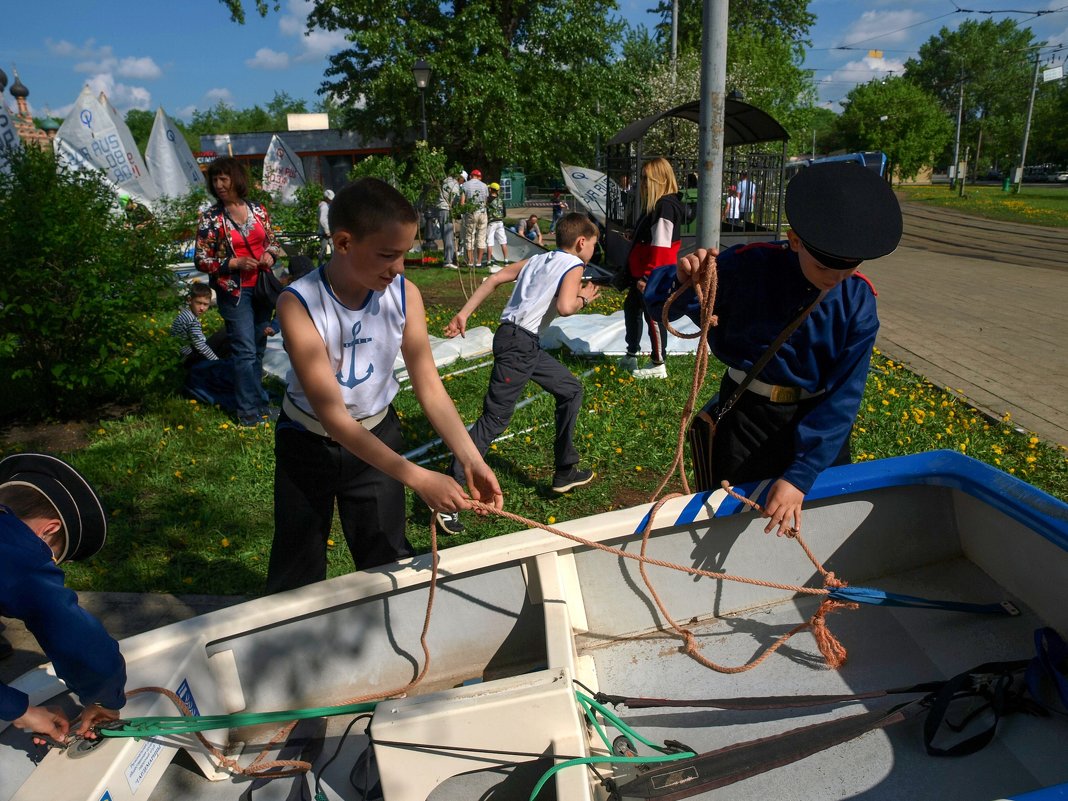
[596,683,944,712]
[617,700,923,799]
[714,288,828,423]
[222,202,265,261]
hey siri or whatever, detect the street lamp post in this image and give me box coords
[412,59,431,142]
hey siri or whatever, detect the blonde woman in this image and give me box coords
[622,157,685,380]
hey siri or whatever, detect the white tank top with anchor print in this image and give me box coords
[282,267,406,420]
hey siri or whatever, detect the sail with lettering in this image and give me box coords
[0,103,22,175]
[54,86,159,209]
[559,163,621,227]
[262,133,306,205]
[145,106,205,198]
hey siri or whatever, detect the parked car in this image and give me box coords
[1055,171,1068,183]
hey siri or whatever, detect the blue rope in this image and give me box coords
[829,585,1013,615]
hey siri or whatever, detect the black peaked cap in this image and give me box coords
[785,162,903,266]
[0,453,107,563]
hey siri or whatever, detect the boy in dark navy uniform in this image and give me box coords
[645,162,903,535]
[0,454,126,745]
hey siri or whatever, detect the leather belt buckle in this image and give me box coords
[769,385,801,403]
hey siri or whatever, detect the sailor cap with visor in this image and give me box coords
[785,161,903,270]
[0,453,107,563]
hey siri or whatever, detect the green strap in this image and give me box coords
[99,701,379,738]
[528,692,697,801]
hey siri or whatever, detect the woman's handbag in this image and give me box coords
[253,268,284,314]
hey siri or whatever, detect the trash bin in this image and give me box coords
[1002,176,1011,192]
[500,166,526,204]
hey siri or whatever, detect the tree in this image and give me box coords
[218,0,633,176]
[618,24,817,160]
[835,77,952,181]
[904,19,1036,173]
[124,108,156,154]
[0,146,180,417]
[648,0,815,58]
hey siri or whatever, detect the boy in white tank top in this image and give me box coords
[266,179,502,593]
[438,213,600,535]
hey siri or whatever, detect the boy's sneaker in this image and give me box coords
[633,362,667,380]
[443,263,459,270]
[435,511,466,535]
[552,466,595,493]
[618,354,639,372]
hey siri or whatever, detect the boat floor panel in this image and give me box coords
[580,556,1068,800]
[135,556,1068,800]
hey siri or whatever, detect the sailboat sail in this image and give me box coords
[145,106,205,198]
[0,104,22,175]
[262,133,306,205]
[54,87,159,209]
[560,163,621,227]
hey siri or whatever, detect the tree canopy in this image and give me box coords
[836,77,952,180]
[904,18,1037,172]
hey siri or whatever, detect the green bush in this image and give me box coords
[0,146,182,418]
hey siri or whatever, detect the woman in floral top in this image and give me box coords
[195,157,286,426]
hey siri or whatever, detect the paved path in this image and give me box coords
[864,202,1068,447]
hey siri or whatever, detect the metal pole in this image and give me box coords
[950,64,963,191]
[1014,52,1041,194]
[696,0,728,250]
[811,128,816,159]
[671,0,679,80]
[419,88,428,142]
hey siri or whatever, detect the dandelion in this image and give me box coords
[183,577,193,585]
[327,538,335,547]
[635,465,643,472]
[174,470,182,479]
[548,516,557,525]
[221,538,230,548]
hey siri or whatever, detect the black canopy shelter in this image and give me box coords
[604,98,790,252]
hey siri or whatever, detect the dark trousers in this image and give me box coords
[215,286,271,424]
[449,322,582,484]
[267,407,414,594]
[709,374,851,486]
[623,282,666,363]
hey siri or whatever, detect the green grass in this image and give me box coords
[897,184,1068,228]
[5,266,1066,596]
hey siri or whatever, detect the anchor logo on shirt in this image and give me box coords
[337,321,374,388]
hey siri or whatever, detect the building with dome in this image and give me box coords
[0,66,58,148]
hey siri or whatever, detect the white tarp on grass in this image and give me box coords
[262,309,699,384]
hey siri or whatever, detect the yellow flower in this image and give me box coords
[183,577,193,584]
[327,538,335,547]
[174,470,182,479]
[548,516,556,524]
[221,538,230,548]
[635,465,642,472]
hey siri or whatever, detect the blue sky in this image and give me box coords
[4,0,1067,122]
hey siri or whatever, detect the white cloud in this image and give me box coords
[205,88,235,104]
[279,0,348,63]
[85,73,152,111]
[174,104,198,121]
[247,48,291,70]
[819,54,907,110]
[841,10,926,48]
[46,38,99,59]
[117,57,162,80]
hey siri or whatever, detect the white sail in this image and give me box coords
[0,103,22,175]
[99,91,161,206]
[145,106,205,198]
[560,163,620,227]
[262,133,306,205]
[54,87,159,209]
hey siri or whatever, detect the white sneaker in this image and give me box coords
[443,263,459,270]
[632,362,667,380]
[489,265,503,274]
[618,355,639,372]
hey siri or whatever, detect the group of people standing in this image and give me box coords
[434,168,510,270]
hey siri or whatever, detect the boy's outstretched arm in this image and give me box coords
[278,291,486,515]
[403,283,503,512]
[444,259,527,338]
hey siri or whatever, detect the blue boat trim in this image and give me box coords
[695,451,1068,551]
